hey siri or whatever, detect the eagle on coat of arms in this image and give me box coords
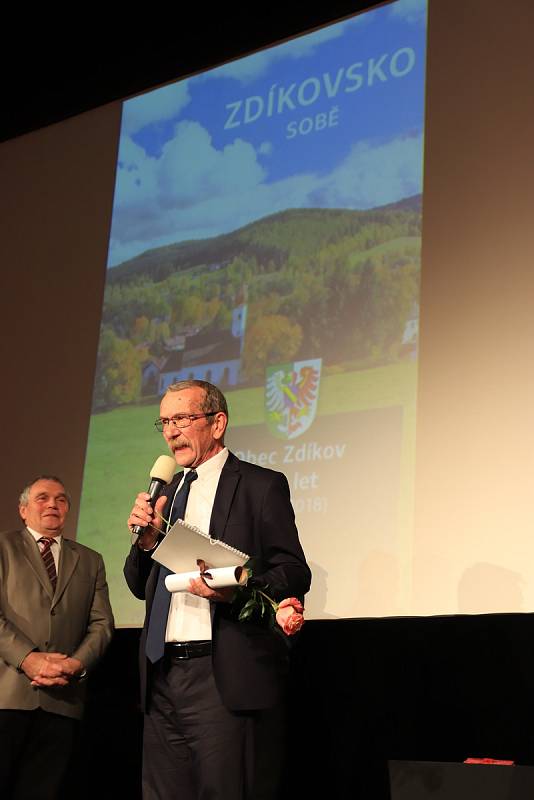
[265,359,322,440]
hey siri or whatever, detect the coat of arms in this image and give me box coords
[265,359,322,440]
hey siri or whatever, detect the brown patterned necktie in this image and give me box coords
[38,537,57,590]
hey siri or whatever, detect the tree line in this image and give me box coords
[93,201,421,409]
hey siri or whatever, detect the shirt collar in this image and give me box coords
[183,446,229,481]
[26,527,63,546]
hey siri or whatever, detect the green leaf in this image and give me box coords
[239,606,254,622]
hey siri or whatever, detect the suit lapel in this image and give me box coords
[20,528,55,600]
[53,539,79,607]
[209,452,241,542]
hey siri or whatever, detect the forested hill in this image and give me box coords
[108,195,422,286]
[95,194,422,407]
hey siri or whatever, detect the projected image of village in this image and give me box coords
[79,0,427,623]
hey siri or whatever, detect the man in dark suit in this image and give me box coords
[125,379,311,799]
[0,476,114,800]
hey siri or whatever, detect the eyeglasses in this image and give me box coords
[154,413,216,432]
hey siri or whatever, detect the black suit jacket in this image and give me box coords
[124,451,311,711]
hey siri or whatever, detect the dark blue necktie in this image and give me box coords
[146,470,198,663]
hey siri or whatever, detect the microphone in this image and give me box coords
[131,455,177,542]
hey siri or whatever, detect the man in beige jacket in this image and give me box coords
[0,475,114,799]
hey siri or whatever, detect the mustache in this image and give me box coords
[171,440,189,451]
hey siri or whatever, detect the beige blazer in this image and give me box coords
[0,528,114,719]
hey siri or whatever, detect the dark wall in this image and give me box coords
[80,617,534,799]
[0,104,120,536]
[2,3,383,142]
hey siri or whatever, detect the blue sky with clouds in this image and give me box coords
[108,0,427,267]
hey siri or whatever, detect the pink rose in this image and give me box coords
[275,597,305,636]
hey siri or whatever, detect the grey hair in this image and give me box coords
[165,380,229,420]
[19,476,72,508]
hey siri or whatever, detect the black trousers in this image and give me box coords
[143,655,285,800]
[0,708,79,800]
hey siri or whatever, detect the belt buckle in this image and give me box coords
[173,643,190,659]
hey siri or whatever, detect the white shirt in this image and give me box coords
[27,527,62,572]
[165,447,229,643]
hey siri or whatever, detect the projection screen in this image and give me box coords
[76,0,428,623]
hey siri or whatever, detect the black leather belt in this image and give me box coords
[164,641,211,660]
